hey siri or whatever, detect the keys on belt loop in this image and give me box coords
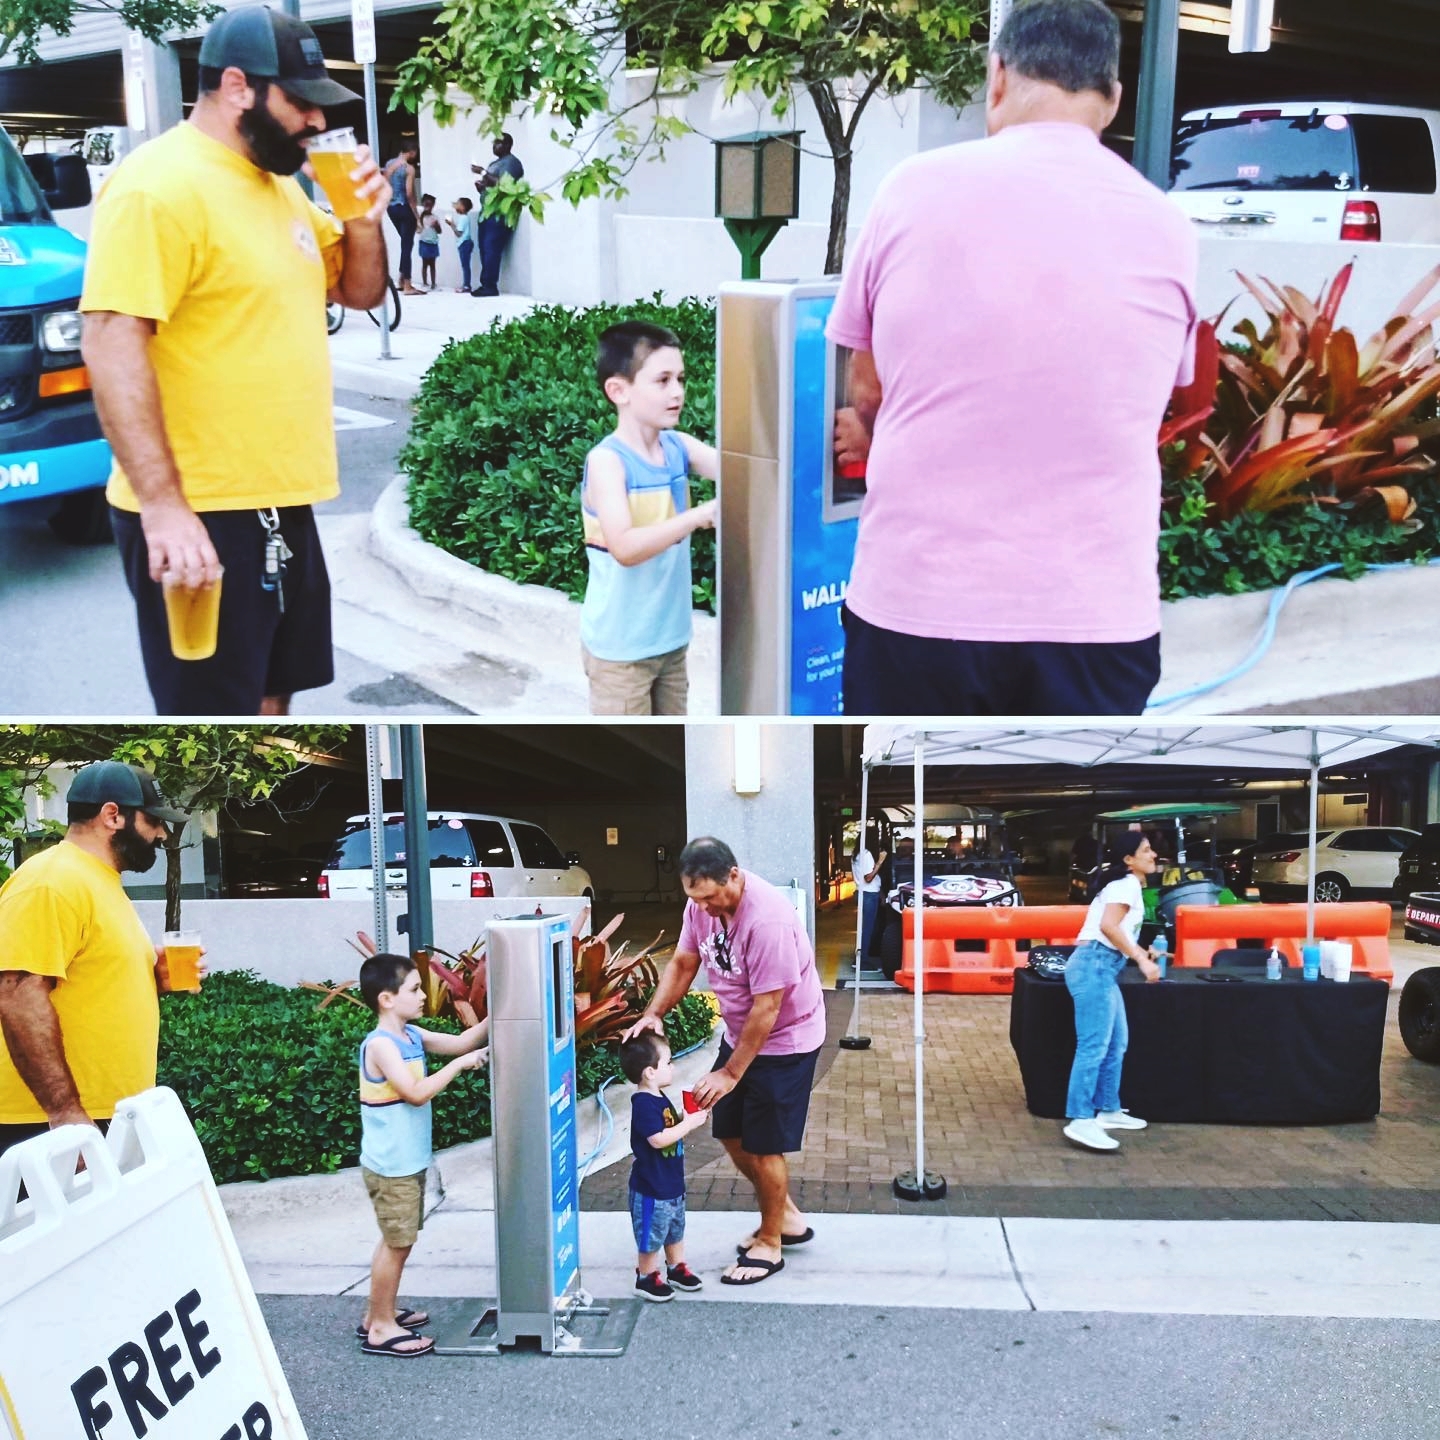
[258,507,293,614]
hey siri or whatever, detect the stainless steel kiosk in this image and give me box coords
[433,913,639,1357]
[718,278,864,715]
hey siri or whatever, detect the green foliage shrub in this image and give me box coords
[158,971,715,1184]
[401,296,717,612]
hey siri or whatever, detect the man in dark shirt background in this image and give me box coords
[470,132,524,297]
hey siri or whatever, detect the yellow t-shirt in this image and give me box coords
[0,841,160,1123]
[80,121,345,512]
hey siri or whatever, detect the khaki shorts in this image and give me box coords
[583,642,688,716]
[363,1167,426,1248]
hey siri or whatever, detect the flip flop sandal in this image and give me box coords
[354,1307,429,1338]
[721,1251,785,1286]
[359,1333,434,1358]
[735,1227,814,1255]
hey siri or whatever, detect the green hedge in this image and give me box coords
[401,296,718,613]
[158,971,716,1184]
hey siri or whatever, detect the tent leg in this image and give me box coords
[840,762,872,1051]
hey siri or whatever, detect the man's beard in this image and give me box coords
[239,89,316,176]
[113,813,163,874]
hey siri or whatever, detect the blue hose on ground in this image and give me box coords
[577,1034,710,1182]
[1145,557,1440,712]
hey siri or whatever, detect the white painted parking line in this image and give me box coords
[332,404,395,432]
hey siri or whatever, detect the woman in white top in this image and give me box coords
[1062,831,1161,1152]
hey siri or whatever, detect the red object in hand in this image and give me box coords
[682,1090,700,1114]
[836,459,868,481]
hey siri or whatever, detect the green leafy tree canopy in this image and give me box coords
[0,0,222,67]
[395,0,988,272]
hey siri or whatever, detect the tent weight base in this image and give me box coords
[838,1035,872,1050]
[431,1298,642,1357]
[893,1170,948,1202]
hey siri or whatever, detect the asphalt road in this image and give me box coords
[261,1295,1440,1440]
[0,389,460,716]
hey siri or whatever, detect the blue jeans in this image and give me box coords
[476,216,515,295]
[388,203,417,282]
[457,239,474,290]
[1063,940,1129,1119]
[859,890,879,959]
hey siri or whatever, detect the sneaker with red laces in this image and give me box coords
[635,1269,673,1302]
[666,1263,703,1292]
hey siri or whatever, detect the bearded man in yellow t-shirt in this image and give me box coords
[0,762,198,1158]
[81,5,390,718]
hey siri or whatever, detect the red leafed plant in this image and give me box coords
[1161,263,1440,521]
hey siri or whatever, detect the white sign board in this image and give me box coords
[351,0,377,67]
[0,1090,307,1440]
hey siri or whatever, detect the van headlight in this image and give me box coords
[40,311,84,353]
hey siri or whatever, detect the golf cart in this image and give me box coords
[1068,803,1247,948]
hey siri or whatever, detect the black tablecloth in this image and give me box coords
[1009,966,1388,1124]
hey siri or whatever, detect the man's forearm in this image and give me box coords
[333,223,388,310]
[720,994,782,1081]
[0,976,88,1124]
[82,315,186,508]
[644,953,701,1022]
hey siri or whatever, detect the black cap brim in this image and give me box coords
[145,804,191,826]
[285,75,363,107]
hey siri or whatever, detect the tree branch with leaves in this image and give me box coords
[0,0,222,66]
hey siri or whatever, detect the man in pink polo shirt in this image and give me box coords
[827,0,1197,716]
[625,836,825,1287]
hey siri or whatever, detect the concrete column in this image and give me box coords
[683,722,816,942]
[123,32,183,147]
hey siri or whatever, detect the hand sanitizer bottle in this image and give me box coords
[1266,947,1282,981]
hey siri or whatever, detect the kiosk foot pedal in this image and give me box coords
[431,1299,644,1358]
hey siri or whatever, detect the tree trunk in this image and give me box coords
[165,836,183,932]
[825,148,852,274]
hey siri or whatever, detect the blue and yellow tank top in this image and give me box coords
[579,431,694,662]
[358,1024,432,1177]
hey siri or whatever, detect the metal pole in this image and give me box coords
[1131,0,1181,189]
[841,763,872,1050]
[365,725,388,947]
[1307,730,1319,948]
[363,58,392,361]
[400,726,433,958]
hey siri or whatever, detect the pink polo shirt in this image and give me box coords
[678,871,826,1055]
[827,122,1198,644]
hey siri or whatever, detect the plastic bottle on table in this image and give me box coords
[1266,946,1282,981]
[1152,933,1168,980]
[1302,943,1321,982]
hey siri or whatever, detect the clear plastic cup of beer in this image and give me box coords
[307,127,367,222]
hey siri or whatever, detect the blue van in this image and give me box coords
[0,123,112,543]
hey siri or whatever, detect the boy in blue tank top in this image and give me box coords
[356,952,488,1357]
[580,321,718,715]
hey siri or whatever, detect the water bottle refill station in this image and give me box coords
[718,279,864,716]
[433,913,641,1357]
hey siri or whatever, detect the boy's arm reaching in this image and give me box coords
[647,1109,709,1148]
[676,432,717,481]
[368,1031,486,1106]
[420,1018,490,1057]
[586,447,714,568]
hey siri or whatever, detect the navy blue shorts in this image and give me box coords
[840,605,1161,717]
[708,1039,820,1156]
[111,504,333,715]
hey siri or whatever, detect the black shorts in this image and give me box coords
[841,605,1161,717]
[709,1039,821,1156]
[0,1117,108,1160]
[112,505,334,715]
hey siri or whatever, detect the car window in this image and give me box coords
[328,822,405,870]
[466,819,514,867]
[511,822,566,869]
[1171,113,1358,193]
[1352,116,1436,194]
[424,819,478,868]
[1385,829,1420,851]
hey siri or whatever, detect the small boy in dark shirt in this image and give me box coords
[619,1030,710,1301]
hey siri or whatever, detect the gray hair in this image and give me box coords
[678,836,738,884]
[995,0,1120,98]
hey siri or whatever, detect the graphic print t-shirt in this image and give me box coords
[629,1090,685,1199]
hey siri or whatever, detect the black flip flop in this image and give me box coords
[355,1307,429,1338]
[360,1332,434,1358]
[721,1250,785,1286]
[735,1227,813,1255]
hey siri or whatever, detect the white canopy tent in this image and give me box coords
[852,724,1440,1199]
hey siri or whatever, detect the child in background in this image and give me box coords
[619,1030,709,1301]
[355,952,488,1356]
[580,321,717,716]
[447,197,477,293]
[417,194,441,291]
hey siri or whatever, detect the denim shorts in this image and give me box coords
[629,1187,686,1253]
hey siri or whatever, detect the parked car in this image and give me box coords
[1252,826,1418,903]
[1394,823,1440,901]
[877,868,1022,980]
[319,812,594,903]
[1170,102,1440,244]
[1224,832,1310,894]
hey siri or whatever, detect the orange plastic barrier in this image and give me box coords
[896,905,1087,994]
[1173,902,1392,981]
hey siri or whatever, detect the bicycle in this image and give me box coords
[326,278,402,335]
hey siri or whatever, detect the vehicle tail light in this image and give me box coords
[470,870,494,898]
[1272,851,1302,863]
[1340,201,1380,241]
[317,873,330,897]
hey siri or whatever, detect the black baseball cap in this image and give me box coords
[199,5,362,107]
[68,762,190,825]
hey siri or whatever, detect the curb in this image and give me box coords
[332,357,424,403]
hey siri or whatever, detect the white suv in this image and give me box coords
[318,812,594,903]
[1169,102,1440,244]
[1252,826,1419,903]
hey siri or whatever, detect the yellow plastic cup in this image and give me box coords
[162,567,223,662]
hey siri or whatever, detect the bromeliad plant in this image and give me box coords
[1162,263,1440,523]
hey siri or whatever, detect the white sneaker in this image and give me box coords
[1063,1118,1120,1151]
[1097,1109,1148,1131]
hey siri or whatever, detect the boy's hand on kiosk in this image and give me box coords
[690,499,717,532]
[460,1046,489,1071]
